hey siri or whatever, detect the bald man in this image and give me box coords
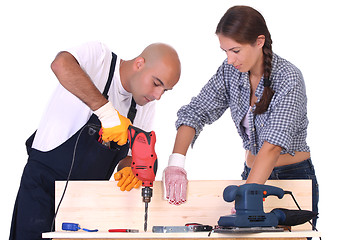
[9,42,181,240]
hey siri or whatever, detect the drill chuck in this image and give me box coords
[142,187,153,203]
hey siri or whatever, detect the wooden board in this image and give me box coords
[53,180,313,233]
[43,230,321,239]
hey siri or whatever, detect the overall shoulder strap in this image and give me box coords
[127,97,137,123]
[103,52,137,123]
[102,52,117,99]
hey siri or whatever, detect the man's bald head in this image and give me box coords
[140,43,181,80]
[123,43,181,106]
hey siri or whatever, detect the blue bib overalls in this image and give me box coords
[9,53,132,240]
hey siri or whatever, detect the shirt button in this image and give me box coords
[252,128,255,131]
[260,124,264,127]
[253,143,257,147]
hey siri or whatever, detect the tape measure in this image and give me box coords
[62,222,98,232]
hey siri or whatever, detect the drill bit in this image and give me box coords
[144,202,148,232]
[142,187,152,232]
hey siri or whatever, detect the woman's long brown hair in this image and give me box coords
[216,6,274,115]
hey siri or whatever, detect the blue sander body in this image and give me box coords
[218,183,285,228]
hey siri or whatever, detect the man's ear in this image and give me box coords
[134,57,145,70]
[257,35,265,48]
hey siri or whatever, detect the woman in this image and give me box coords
[162,5,319,226]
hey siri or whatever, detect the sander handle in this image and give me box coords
[223,183,285,203]
[261,184,285,199]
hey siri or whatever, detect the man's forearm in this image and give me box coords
[51,51,108,111]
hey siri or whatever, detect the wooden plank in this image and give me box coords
[47,238,307,240]
[50,238,307,240]
[53,180,313,234]
[43,230,321,239]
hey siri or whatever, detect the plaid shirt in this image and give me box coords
[176,53,310,156]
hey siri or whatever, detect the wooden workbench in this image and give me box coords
[43,230,321,239]
[42,180,320,239]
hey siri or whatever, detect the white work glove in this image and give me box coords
[94,101,131,146]
[162,153,188,205]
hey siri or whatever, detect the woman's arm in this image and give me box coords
[172,125,196,155]
[246,141,282,184]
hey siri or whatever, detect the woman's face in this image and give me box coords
[218,34,264,73]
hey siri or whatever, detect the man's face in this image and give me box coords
[130,59,180,106]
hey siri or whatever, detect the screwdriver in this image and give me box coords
[108,229,139,233]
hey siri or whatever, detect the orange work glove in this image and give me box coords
[94,102,131,146]
[114,167,142,191]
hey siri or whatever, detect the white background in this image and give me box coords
[1,0,358,239]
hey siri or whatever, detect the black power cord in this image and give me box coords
[50,124,98,231]
[284,190,321,240]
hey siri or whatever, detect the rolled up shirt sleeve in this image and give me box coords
[175,64,230,146]
[258,71,309,154]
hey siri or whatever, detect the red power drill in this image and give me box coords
[127,125,157,232]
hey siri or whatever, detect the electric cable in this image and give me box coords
[50,124,99,232]
[284,190,321,240]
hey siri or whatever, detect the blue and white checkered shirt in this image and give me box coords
[176,53,310,156]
